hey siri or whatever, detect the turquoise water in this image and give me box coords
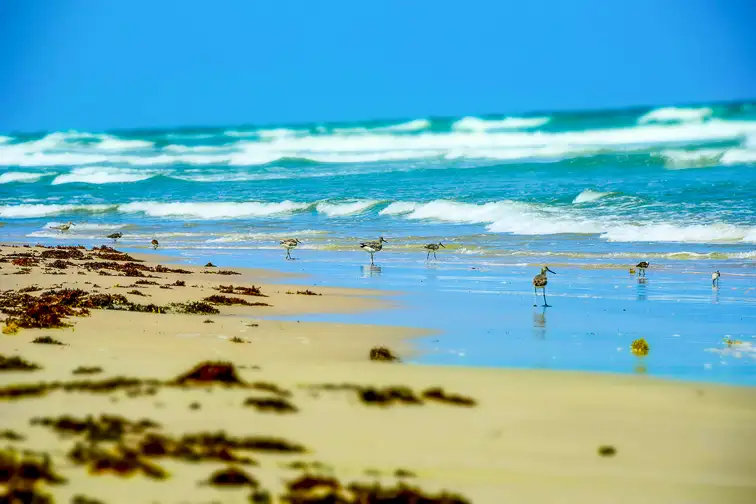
[2,102,755,384]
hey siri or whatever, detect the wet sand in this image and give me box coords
[1,244,755,503]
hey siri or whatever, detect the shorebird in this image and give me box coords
[635,261,650,277]
[533,266,556,307]
[360,237,387,265]
[280,238,301,260]
[50,221,75,233]
[712,270,721,287]
[151,239,159,250]
[423,242,445,261]
[107,232,123,242]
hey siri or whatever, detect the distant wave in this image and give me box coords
[0,171,47,184]
[572,189,612,204]
[51,166,159,185]
[315,200,381,217]
[451,116,551,131]
[3,118,756,168]
[117,200,310,219]
[2,198,754,244]
[638,107,713,124]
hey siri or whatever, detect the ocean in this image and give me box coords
[2,102,755,384]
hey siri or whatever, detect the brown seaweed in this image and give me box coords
[243,396,298,414]
[203,294,271,307]
[0,354,41,372]
[422,387,477,407]
[369,346,400,362]
[32,336,66,345]
[215,284,266,297]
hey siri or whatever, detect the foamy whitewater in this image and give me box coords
[1,101,756,260]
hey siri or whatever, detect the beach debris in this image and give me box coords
[203,294,271,307]
[126,289,147,296]
[395,468,417,478]
[0,354,41,372]
[71,495,107,504]
[369,346,400,362]
[215,284,266,296]
[286,289,322,296]
[2,320,19,334]
[203,319,215,323]
[204,269,241,275]
[250,381,292,397]
[173,301,219,314]
[205,466,259,487]
[724,338,744,346]
[205,262,217,268]
[32,335,66,345]
[69,442,168,479]
[422,387,477,407]
[630,338,650,356]
[598,445,617,457]
[171,361,246,386]
[0,429,25,441]
[230,336,249,343]
[134,280,159,285]
[72,366,103,375]
[173,280,186,287]
[243,396,298,414]
[0,448,67,502]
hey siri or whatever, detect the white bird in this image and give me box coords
[712,270,721,287]
[50,221,75,233]
[360,237,387,265]
[280,238,301,260]
[533,266,556,307]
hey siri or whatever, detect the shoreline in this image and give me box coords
[2,243,756,503]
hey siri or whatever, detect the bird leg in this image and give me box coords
[370,252,374,265]
[286,249,291,260]
[426,250,431,261]
[542,287,550,308]
[433,251,437,260]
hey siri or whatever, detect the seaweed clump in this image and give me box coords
[0,354,41,372]
[215,284,266,297]
[243,396,298,414]
[173,301,219,315]
[287,289,322,296]
[369,346,400,362]
[422,387,476,407]
[171,361,246,387]
[203,294,270,307]
[0,448,66,502]
[630,338,650,356]
[204,466,259,487]
[32,336,66,345]
[72,366,103,375]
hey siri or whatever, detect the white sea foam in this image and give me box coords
[3,119,756,168]
[371,119,431,133]
[601,223,756,243]
[638,107,713,124]
[315,200,380,217]
[118,201,311,219]
[0,172,47,184]
[0,204,114,218]
[572,189,612,204]
[96,137,154,150]
[452,116,551,131]
[379,202,418,216]
[51,166,158,185]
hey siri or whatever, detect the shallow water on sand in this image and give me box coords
[128,246,756,387]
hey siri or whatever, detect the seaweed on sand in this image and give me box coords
[203,294,271,307]
[72,366,103,375]
[40,248,86,260]
[369,346,400,362]
[0,354,41,371]
[204,466,259,487]
[171,361,246,386]
[32,336,66,345]
[287,289,322,296]
[422,387,477,407]
[173,301,219,314]
[243,396,298,414]
[215,284,266,297]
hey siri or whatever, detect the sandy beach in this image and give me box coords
[1,243,756,504]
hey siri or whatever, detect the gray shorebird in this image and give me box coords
[151,239,159,250]
[107,232,123,242]
[712,270,721,287]
[360,237,387,265]
[280,238,301,260]
[423,242,445,260]
[50,221,75,233]
[636,261,650,277]
[533,266,556,307]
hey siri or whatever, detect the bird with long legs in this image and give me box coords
[50,221,75,233]
[712,270,721,288]
[423,242,445,261]
[533,266,556,307]
[635,261,650,277]
[359,237,387,265]
[151,239,159,250]
[280,238,301,260]
[107,232,123,242]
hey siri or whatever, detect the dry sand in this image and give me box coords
[1,244,755,504]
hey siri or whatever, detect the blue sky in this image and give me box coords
[1,0,754,132]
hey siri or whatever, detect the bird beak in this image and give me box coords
[547,267,556,274]
[440,243,445,248]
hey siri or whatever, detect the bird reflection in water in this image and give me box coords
[532,307,547,340]
[361,264,382,278]
[636,277,648,301]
